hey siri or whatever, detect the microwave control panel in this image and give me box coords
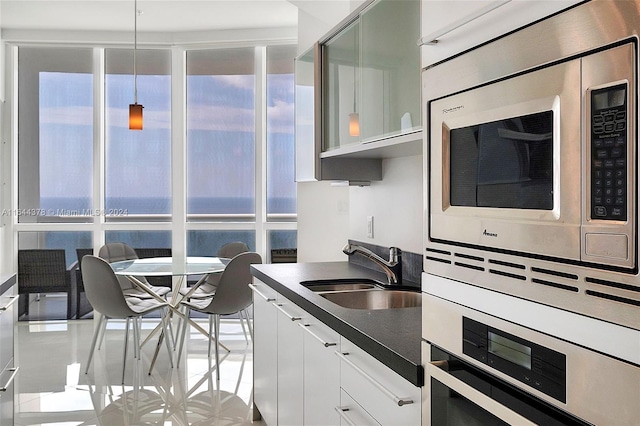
[590,83,628,221]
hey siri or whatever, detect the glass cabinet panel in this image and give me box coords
[323,20,360,151]
[360,0,420,141]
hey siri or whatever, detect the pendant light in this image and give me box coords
[348,27,359,137]
[129,0,143,130]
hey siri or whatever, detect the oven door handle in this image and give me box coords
[426,362,536,426]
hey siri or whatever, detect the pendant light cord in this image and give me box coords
[134,0,138,104]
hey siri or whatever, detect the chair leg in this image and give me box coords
[238,310,249,344]
[214,314,221,381]
[85,314,106,374]
[208,315,214,357]
[244,308,253,340]
[122,317,131,384]
[132,317,139,360]
[97,317,109,350]
[177,307,191,367]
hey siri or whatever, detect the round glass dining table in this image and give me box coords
[109,256,230,372]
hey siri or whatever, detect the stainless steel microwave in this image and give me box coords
[424,0,640,330]
[430,43,635,269]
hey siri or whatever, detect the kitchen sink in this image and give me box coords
[301,279,380,293]
[301,279,421,310]
[320,289,422,310]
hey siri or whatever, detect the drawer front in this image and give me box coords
[338,389,380,426]
[339,338,421,426]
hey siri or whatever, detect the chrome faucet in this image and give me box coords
[342,243,402,285]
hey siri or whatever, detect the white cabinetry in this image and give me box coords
[339,337,421,426]
[0,279,17,425]
[274,297,305,426]
[420,0,582,68]
[301,316,340,425]
[251,281,278,426]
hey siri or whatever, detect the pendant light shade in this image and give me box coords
[129,0,143,130]
[349,112,360,137]
[129,103,143,130]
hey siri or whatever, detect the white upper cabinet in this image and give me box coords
[420,0,583,68]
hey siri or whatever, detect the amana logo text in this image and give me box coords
[482,229,498,237]
[442,105,464,114]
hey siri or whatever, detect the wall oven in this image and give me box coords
[422,273,640,425]
[423,0,640,330]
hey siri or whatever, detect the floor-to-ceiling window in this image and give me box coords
[13,43,297,319]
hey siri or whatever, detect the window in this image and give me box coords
[187,230,256,257]
[105,230,172,250]
[266,46,297,218]
[18,231,93,268]
[186,48,256,219]
[18,47,94,223]
[105,49,172,220]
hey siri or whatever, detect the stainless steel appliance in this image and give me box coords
[423,0,640,330]
[422,273,640,425]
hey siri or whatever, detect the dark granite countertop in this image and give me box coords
[251,261,424,387]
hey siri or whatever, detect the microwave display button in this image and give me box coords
[594,115,604,124]
[596,149,609,159]
[594,125,604,134]
[604,123,615,133]
[616,122,626,132]
[615,197,625,206]
[594,206,607,217]
[604,114,615,122]
[604,169,614,179]
[605,179,614,187]
[604,138,615,148]
[615,158,626,168]
[615,181,625,190]
[604,188,614,197]
[612,207,624,217]
[594,188,603,197]
[616,111,627,120]
[615,169,625,178]
[611,147,623,158]
[603,159,615,168]
[615,136,626,146]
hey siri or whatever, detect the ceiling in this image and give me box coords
[0,0,299,33]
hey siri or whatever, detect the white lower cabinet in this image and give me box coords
[338,389,381,426]
[275,297,305,426]
[301,317,341,425]
[339,338,421,426]
[251,281,278,426]
[252,281,420,425]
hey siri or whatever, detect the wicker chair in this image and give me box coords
[74,248,94,319]
[18,249,73,319]
[134,247,172,289]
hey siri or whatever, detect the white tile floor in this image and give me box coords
[15,316,263,425]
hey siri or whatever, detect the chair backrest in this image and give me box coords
[134,248,172,287]
[76,248,94,272]
[98,242,148,287]
[99,242,139,263]
[217,242,249,259]
[81,255,138,319]
[18,249,68,291]
[202,252,262,315]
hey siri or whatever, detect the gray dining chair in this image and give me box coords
[176,242,251,342]
[98,243,171,300]
[81,255,174,384]
[177,252,262,380]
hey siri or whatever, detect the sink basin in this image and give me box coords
[320,289,422,310]
[301,279,380,293]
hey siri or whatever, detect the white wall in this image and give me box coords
[349,155,423,253]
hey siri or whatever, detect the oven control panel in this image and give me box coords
[590,83,628,221]
[462,317,567,403]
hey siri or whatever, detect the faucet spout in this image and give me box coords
[342,243,402,285]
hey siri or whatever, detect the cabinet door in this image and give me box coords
[251,281,278,426]
[275,297,305,426]
[0,287,17,426]
[360,0,420,141]
[301,318,340,425]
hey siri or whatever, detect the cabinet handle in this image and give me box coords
[335,351,414,407]
[0,295,19,311]
[426,362,536,425]
[334,406,358,426]
[248,284,275,302]
[417,0,511,45]
[298,323,337,347]
[274,303,301,321]
[0,367,19,392]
